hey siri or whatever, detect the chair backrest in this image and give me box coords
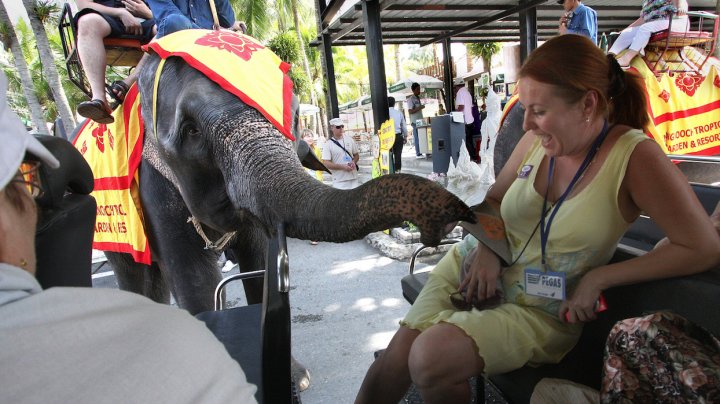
[32,135,96,289]
[198,225,294,403]
[262,225,292,403]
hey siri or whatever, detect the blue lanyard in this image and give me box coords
[540,120,609,268]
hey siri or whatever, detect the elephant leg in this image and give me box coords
[139,162,222,315]
[106,252,171,304]
[227,224,267,305]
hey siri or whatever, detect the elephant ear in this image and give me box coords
[296,140,331,174]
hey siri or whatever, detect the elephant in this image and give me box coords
[99,51,475,317]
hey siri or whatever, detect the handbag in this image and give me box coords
[330,138,359,171]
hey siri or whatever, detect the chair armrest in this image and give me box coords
[409,238,460,274]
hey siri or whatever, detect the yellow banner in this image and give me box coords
[378,119,395,151]
[73,84,150,264]
[630,54,720,156]
[145,30,295,139]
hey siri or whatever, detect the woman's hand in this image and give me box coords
[559,269,604,323]
[459,243,502,302]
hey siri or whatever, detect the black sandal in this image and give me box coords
[77,99,114,124]
[107,80,129,104]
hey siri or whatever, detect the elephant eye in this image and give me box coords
[181,121,201,137]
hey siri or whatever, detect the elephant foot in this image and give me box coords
[291,355,311,392]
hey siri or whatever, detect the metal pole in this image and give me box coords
[322,33,339,119]
[362,0,389,132]
[442,37,453,111]
[518,0,538,63]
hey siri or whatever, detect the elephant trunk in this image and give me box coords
[263,173,475,247]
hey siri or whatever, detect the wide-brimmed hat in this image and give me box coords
[453,77,465,86]
[0,73,60,190]
[329,117,344,126]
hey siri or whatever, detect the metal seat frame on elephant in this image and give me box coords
[195,224,301,404]
[57,2,145,100]
[643,10,719,76]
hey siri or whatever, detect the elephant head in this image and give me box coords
[138,54,474,246]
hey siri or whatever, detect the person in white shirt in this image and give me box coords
[406,83,426,158]
[0,73,258,404]
[454,78,478,162]
[388,96,407,173]
[322,117,360,189]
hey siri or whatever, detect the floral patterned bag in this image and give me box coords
[601,311,720,403]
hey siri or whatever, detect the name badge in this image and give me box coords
[524,268,565,300]
[518,164,533,179]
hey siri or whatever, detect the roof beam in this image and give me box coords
[421,0,550,46]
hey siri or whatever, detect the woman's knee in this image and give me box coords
[408,323,483,387]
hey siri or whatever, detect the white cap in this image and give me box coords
[453,77,465,86]
[329,117,344,126]
[0,72,60,190]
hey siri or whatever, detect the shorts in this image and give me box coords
[74,9,156,45]
[400,243,583,375]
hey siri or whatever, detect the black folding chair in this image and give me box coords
[196,224,300,404]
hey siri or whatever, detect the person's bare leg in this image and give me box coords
[355,326,420,404]
[77,13,111,103]
[123,53,148,87]
[409,322,484,404]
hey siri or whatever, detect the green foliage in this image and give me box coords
[29,0,60,25]
[230,0,271,39]
[466,42,501,60]
[268,31,309,96]
[268,31,301,64]
[0,22,11,50]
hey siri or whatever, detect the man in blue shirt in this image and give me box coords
[558,0,598,45]
[148,0,245,38]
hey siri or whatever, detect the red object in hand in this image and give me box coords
[565,294,607,322]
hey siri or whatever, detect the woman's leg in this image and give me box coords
[355,326,420,404]
[608,26,638,55]
[409,322,484,404]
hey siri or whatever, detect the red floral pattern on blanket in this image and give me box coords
[658,90,670,102]
[91,124,114,153]
[194,31,264,61]
[675,74,704,96]
[601,311,720,403]
[714,75,720,89]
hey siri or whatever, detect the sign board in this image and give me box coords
[378,119,395,151]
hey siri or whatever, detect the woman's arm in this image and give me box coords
[462,130,535,301]
[563,140,720,322]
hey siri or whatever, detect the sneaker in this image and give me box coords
[221,260,237,273]
[415,155,424,159]
[310,241,318,245]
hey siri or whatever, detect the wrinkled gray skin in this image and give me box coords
[105,53,475,315]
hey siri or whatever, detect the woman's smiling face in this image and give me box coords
[519,78,590,158]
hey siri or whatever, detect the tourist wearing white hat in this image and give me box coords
[322,117,360,189]
[0,72,257,403]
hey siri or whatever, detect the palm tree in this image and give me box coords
[21,0,76,134]
[466,42,501,80]
[230,0,272,39]
[0,1,49,135]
